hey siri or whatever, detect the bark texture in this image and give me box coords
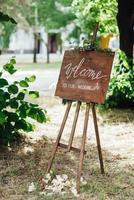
[117,0,134,59]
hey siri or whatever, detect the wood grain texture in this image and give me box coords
[55,50,114,103]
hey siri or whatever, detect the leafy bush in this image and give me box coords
[104,50,134,108]
[0,58,47,145]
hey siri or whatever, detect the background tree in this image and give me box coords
[0,0,30,26]
[0,12,17,53]
[117,0,134,59]
[0,0,30,53]
[72,0,134,108]
[27,0,76,63]
[72,0,118,41]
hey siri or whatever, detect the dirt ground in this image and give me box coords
[0,96,134,200]
[30,96,134,165]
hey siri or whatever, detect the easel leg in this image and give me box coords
[77,103,90,193]
[67,101,81,151]
[92,103,104,174]
[47,101,72,173]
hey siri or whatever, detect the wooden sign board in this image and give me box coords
[55,50,114,104]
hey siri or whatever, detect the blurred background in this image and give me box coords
[0,0,120,64]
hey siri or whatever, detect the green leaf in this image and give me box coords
[29,103,38,107]
[8,84,19,94]
[0,101,6,109]
[0,11,17,24]
[3,63,17,74]
[0,78,8,88]
[18,103,29,118]
[10,58,16,65]
[19,80,29,87]
[36,109,46,123]
[7,112,19,122]
[29,91,39,98]
[9,98,19,109]
[17,92,25,100]
[3,92,10,100]
[0,89,4,101]
[0,111,7,125]
[27,107,37,119]
[25,75,36,82]
[15,119,33,132]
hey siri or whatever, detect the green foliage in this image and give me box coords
[0,11,16,24]
[72,0,118,37]
[0,58,48,145]
[28,0,75,30]
[0,12,16,50]
[104,50,134,108]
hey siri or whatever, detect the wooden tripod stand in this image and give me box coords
[47,100,104,193]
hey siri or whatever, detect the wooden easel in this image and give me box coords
[46,24,110,192]
[47,100,104,193]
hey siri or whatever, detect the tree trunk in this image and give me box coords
[33,33,37,63]
[46,43,50,63]
[117,0,134,59]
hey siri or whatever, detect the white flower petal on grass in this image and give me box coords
[64,180,71,187]
[70,186,79,197]
[62,174,68,181]
[82,180,87,185]
[80,177,84,182]
[40,174,81,197]
[45,173,51,181]
[28,182,36,192]
[40,191,47,195]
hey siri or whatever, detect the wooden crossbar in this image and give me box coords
[58,142,87,154]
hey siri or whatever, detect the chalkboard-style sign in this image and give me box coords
[55,50,115,104]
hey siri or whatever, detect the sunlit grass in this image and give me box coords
[0,139,133,200]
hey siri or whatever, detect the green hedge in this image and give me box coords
[104,50,134,108]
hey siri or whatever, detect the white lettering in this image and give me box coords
[64,58,107,80]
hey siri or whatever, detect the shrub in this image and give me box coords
[104,50,134,108]
[0,58,48,145]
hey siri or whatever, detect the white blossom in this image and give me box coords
[39,173,86,197]
[28,182,36,192]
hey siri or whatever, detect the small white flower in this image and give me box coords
[40,191,47,195]
[62,174,68,181]
[80,177,87,185]
[45,173,51,181]
[70,186,79,197]
[28,182,36,192]
[52,178,59,185]
[64,180,71,187]
[80,177,84,182]
[44,179,49,184]
[82,180,87,185]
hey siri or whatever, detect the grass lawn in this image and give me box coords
[0,138,133,200]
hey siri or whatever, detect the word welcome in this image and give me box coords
[65,58,107,80]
